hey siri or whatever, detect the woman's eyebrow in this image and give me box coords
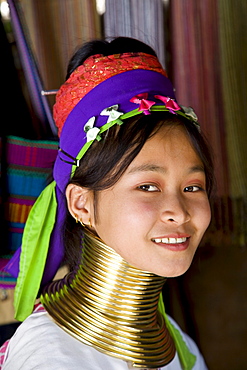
[127,164,167,174]
[127,164,205,175]
[188,165,205,174]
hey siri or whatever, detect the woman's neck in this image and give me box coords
[41,230,176,369]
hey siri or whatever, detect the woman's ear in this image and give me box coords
[65,184,94,227]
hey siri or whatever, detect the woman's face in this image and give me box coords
[93,125,211,277]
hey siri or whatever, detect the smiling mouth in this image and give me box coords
[152,237,188,244]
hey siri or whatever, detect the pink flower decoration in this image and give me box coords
[154,95,180,114]
[130,93,155,115]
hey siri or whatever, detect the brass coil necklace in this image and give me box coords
[41,231,176,369]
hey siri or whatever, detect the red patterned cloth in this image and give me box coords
[53,52,167,136]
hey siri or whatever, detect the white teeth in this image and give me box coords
[153,237,187,244]
[154,238,162,243]
[169,238,176,243]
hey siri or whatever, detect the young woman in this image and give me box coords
[1,37,214,369]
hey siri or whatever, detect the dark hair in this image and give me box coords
[62,38,214,270]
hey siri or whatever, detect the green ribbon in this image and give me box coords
[158,294,196,370]
[14,181,57,321]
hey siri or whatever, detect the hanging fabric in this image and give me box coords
[167,2,247,369]
[104,0,166,67]
[0,136,58,289]
[169,0,247,247]
[7,0,57,137]
[18,0,101,106]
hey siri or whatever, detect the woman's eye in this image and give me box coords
[138,184,159,192]
[184,185,202,192]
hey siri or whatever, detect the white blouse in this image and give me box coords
[2,310,208,370]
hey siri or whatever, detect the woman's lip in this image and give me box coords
[152,234,190,239]
[152,237,190,251]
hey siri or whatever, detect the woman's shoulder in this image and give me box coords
[2,307,133,370]
[2,306,87,369]
[2,307,68,369]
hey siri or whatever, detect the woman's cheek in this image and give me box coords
[126,198,160,223]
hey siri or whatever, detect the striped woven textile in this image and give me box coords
[0,136,58,288]
[169,0,247,247]
[104,0,166,68]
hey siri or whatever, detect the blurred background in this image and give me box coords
[0,1,246,369]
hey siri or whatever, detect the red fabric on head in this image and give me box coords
[53,52,167,136]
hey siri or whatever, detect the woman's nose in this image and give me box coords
[160,194,190,225]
